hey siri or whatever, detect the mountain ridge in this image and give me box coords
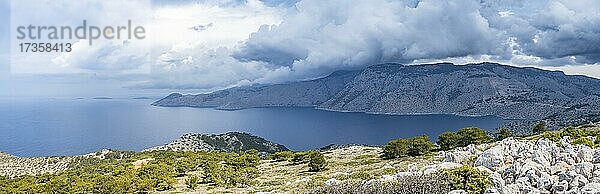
[153,62,600,130]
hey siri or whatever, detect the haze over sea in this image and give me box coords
[0,98,504,157]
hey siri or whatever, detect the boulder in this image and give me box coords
[573,162,595,179]
[581,182,600,194]
[553,180,569,192]
[475,147,505,171]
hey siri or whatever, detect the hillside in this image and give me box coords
[153,62,600,130]
[2,124,600,193]
[152,70,359,110]
[143,132,289,154]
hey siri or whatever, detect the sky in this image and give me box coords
[0,0,599,98]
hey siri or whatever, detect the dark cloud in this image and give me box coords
[234,0,600,80]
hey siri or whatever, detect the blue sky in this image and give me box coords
[1,0,599,98]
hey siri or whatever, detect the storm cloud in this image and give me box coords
[234,0,600,77]
[5,0,600,91]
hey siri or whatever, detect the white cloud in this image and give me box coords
[5,0,600,91]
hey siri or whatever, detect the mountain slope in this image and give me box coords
[154,62,600,128]
[319,62,600,120]
[143,132,288,154]
[152,70,359,110]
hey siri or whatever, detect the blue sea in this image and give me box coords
[0,98,505,157]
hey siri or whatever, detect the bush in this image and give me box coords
[382,139,408,159]
[186,175,199,190]
[270,151,295,162]
[539,131,561,142]
[383,135,434,159]
[560,126,598,139]
[495,128,512,141]
[438,132,460,151]
[572,137,595,148]
[444,166,491,194]
[533,121,547,134]
[0,150,264,192]
[457,127,492,147]
[438,128,492,151]
[407,135,435,156]
[308,152,327,172]
[292,152,309,164]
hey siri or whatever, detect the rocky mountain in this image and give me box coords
[152,70,359,110]
[153,62,600,129]
[143,132,288,154]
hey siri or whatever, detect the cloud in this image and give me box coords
[234,0,511,78]
[6,0,600,91]
[234,0,600,79]
[480,0,600,64]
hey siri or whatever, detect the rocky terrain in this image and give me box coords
[0,152,74,177]
[3,124,600,193]
[143,132,289,154]
[153,62,600,131]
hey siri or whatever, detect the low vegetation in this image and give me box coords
[382,135,435,159]
[444,166,491,194]
[438,127,493,151]
[0,150,261,193]
[312,172,453,194]
[534,126,600,148]
[3,124,598,193]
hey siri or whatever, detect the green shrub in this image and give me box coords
[186,175,199,190]
[539,131,561,142]
[308,152,327,172]
[533,121,547,134]
[382,139,408,159]
[383,135,434,159]
[560,126,598,139]
[495,128,512,141]
[438,128,492,151]
[457,127,492,147]
[572,137,595,148]
[0,150,264,192]
[444,166,491,194]
[270,151,295,162]
[349,171,373,180]
[407,135,435,156]
[291,152,307,164]
[438,132,460,151]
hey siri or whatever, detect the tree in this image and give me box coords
[438,132,460,151]
[270,151,295,162]
[457,127,492,147]
[383,135,435,159]
[495,128,512,141]
[532,121,547,134]
[438,128,493,151]
[406,135,435,156]
[307,152,327,172]
[382,139,408,159]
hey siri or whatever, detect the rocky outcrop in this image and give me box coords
[469,137,600,194]
[143,132,289,154]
